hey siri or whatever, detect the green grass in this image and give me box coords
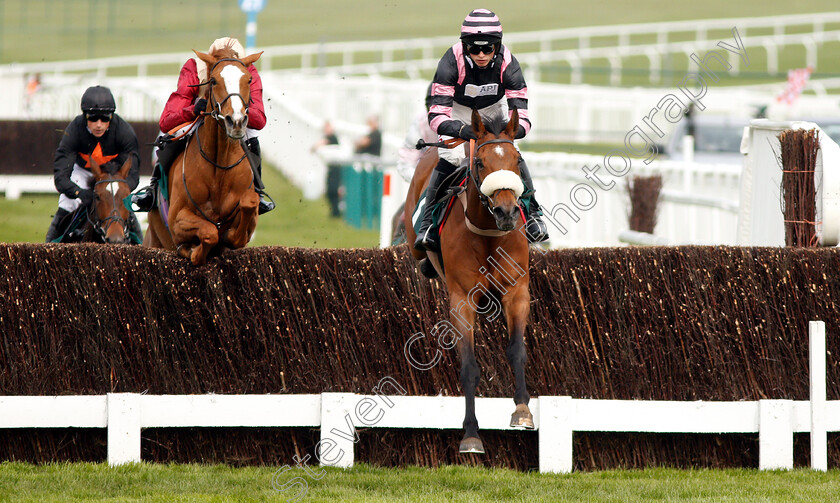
[0,163,380,248]
[1,462,839,502]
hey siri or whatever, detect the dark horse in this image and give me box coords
[404,109,534,454]
[144,46,262,265]
[55,156,141,244]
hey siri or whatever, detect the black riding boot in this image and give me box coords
[413,158,457,253]
[45,208,71,243]
[520,159,549,243]
[245,137,275,215]
[131,163,161,212]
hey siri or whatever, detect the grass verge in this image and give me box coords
[1,462,838,503]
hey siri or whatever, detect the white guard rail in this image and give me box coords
[380,153,742,248]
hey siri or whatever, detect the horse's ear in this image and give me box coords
[240,51,263,68]
[193,50,216,69]
[505,109,519,138]
[117,157,132,179]
[471,108,485,137]
[89,157,102,178]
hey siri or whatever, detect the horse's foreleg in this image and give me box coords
[143,210,174,250]
[224,191,259,248]
[171,211,219,266]
[504,285,534,429]
[451,290,483,454]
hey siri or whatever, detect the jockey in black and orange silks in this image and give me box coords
[415,8,548,253]
[46,85,142,243]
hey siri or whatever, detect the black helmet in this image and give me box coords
[80,86,116,114]
[460,9,503,43]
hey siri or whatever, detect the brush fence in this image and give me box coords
[2,322,833,473]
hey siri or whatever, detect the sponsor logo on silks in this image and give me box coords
[464,83,499,98]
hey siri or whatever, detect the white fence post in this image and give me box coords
[538,396,574,473]
[319,393,356,469]
[107,393,142,466]
[758,399,794,470]
[810,320,828,471]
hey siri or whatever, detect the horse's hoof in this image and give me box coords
[510,404,534,429]
[459,437,485,454]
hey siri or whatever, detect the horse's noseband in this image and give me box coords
[469,139,522,212]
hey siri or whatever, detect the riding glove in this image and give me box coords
[194,98,207,116]
[76,189,94,207]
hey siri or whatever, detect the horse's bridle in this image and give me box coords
[468,138,523,214]
[89,177,130,241]
[189,57,250,170]
[194,58,252,122]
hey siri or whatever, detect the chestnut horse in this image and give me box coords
[144,47,262,265]
[404,109,533,454]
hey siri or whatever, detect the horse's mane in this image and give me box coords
[481,113,511,136]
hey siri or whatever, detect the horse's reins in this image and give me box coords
[421,136,523,236]
[180,132,252,231]
[180,57,256,229]
[188,57,251,170]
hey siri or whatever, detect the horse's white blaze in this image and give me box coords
[220,65,246,121]
[107,182,118,196]
[494,145,505,158]
[480,169,525,198]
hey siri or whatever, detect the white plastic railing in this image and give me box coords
[379,152,742,248]
[0,322,832,472]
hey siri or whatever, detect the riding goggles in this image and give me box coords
[467,43,496,55]
[85,113,112,123]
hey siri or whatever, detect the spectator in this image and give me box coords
[312,121,343,218]
[354,115,382,157]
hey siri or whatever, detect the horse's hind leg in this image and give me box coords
[505,285,534,429]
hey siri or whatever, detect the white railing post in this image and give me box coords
[319,393,356,469]
[809,320,828,471]
[107,392,142,466]
[758,399,794,470]
[538,396,574,473]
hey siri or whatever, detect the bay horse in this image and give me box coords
[89,157,140,244]
[143,47,262,266]
[56,157,139,244]
[404,109,533,454]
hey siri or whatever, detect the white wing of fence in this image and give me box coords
[0,322,832,472]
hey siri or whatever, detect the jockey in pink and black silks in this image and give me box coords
[415,8,547,253]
